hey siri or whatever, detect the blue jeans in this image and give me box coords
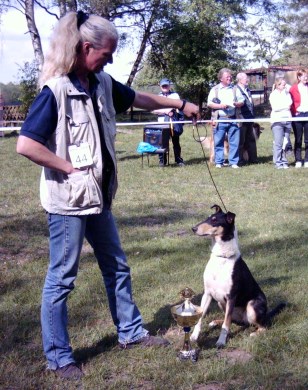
[214,122,240,165]
[272,122,291,167]
[41,210,147,370]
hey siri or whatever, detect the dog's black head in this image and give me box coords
[192,204,236,241]
[252,123,263,139]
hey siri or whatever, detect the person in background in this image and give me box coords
[16,11,199,380]
[269,77,292,169]
[207,68,244,168]
[289,69,308,168]
[152,78,185,166]
[273,74,293,155]
[235,72,258,165]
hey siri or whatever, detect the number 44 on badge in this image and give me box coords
[68,142,94,169]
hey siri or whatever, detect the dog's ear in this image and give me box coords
[226,212,236,224]
[211,204,222,214]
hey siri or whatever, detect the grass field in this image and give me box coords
[0,123,307,390]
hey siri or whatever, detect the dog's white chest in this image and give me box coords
[204,256,234,302]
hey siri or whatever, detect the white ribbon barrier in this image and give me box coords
[116,116,307,126]
[0,116,307,133]
[115,116,307,126]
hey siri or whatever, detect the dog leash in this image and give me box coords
[169,117,174,137]
[192,117,228,213]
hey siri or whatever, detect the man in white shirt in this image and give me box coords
[207,68,244,168]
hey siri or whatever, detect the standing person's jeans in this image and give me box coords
[272,122,291,168]
[41,210,148,370]
[293,113,308,163]
[214,121,240,165]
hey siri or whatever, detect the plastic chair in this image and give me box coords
[141,124,170,167]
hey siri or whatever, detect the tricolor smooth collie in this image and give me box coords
[190,205,285,348]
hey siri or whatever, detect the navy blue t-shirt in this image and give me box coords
[20,72,135,144]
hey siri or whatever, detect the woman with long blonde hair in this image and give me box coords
[269,77,292,169]
[17,11,199,380]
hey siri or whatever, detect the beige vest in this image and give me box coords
[40,72,118,215]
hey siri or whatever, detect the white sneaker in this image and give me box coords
[231,165,239,169]
[295,162,302,168]
[304,162,308,168]
[283,165,289,169]
[215,164,222,168]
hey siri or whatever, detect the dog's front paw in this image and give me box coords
[190,323,201,342]
[190,330,199,342]
[209,320,220,329]
[216,328,228,349]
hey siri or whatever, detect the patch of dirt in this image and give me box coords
[193,384,226,390]
[216,348,253,364]
[164,326,183,338]
[81,242,93,254]
[0,242,93,266]
[193,380,248,390]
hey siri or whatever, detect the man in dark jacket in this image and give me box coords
[153,78,185,166]
[236,72,258,165]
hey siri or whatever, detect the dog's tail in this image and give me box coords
[267,302,286,324]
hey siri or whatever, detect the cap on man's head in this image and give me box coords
[160,78,171,86]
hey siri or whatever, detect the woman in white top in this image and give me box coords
[269,78,292,169]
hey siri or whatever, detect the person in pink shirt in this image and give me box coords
[289,69,308,168]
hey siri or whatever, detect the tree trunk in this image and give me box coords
[126,1,160,87]
[24,0,44,70]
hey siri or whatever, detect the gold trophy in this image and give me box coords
[171,287,203,362]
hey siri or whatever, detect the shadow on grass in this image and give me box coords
[0,211,48,257]
[74,334,118,364]
[117,153,141,162]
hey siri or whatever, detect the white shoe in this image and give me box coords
[231,165,239,169]
[295,162,302,168]
[215,164,222,168]
[283,165,289,169]
[304,162,308,168]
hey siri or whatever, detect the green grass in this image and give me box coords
[0,126,307,389]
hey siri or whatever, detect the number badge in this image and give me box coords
[68,142,94,168]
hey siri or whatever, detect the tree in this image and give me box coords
[0,0,175,86]
[276,0,308,65]
[1,0,289,95]
[0,0,46,70]
[234,7,291,66]
[135,0,257,108]
[87,0,184,86]
[0,82,21,105]
[18,61,40,115]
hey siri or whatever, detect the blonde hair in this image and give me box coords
[39,12,118,86]
[272,76,286,91]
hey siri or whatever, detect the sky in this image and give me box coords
[0,8,134,84]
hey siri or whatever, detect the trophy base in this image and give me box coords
[177,348,199,362]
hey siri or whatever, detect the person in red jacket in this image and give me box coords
[289,69,308,168]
